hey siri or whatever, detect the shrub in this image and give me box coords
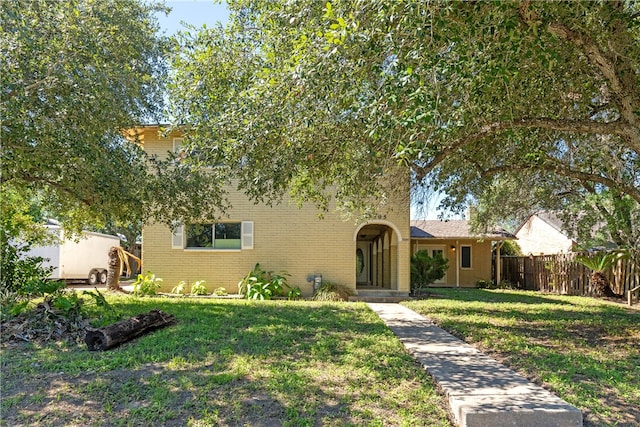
[171,281,187,295]
[410,250,449,293]
[311,281,353,301]
[475,279,493,289]
[132,271,162,296]
[287,286,302,300]
[190,280,208,295]
[1,240,53,295]
[213,287,228,296]
[499,240,523,256]
[238,263,290,300]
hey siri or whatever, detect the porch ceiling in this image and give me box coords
[357,224,389,241]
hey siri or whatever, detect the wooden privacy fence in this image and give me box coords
[500,251,640,297]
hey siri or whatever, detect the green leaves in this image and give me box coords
[237,263,291,300]
[0,0,216,233]
[166,1,638,242]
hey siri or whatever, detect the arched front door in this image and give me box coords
[355,223,399,290]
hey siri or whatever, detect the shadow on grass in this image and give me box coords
[1,299,452,426]
[405,289,640,427]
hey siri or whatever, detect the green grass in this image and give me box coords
[404,289,640,427]
[1,296,451,426]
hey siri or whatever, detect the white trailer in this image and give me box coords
[26,226,121,285]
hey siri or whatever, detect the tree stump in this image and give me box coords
[106,246,123,291]
[85,309,176,351]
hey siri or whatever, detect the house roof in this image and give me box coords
[514,211,566,235]
[410,220,515,240]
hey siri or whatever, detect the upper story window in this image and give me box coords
[173,137,223,168]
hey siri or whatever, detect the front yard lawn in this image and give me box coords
[1,297,451,427]
[404,289,640,427]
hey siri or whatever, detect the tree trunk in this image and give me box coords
[106,246,122,291]
[591,272,621,298]
[84,309,176,351]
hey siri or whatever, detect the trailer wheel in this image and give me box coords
[98,270,108,284]
[88,269,99,286]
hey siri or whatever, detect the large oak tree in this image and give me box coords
[170,0,639,245]
[1,0,225,240]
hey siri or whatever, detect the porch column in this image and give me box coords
[455,240,460,287]
[496,241,504,286]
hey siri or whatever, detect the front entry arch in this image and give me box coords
[355,223,400,290]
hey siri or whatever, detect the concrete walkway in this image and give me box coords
[368,303,583,427]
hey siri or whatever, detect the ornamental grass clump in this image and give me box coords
[311,281,353,302]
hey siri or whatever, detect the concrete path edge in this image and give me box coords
[368,303,583,427]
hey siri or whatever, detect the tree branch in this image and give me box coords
[477,162,640,204]
[546,21,639,134]
[413,117,634,180]
[11,174,94,207]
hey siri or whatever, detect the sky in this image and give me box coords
[156,0,229,35]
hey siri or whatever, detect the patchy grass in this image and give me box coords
[404,289,640,427]
[1,296,451,426]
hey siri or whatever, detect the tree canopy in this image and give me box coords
[1,0,225,237]
[169,0,639,246]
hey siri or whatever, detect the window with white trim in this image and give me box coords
[461,245,472,269]
[171,221,253,250]
[173,137,221,168]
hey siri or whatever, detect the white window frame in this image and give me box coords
[171,221,253,251]
[172,137,184,152]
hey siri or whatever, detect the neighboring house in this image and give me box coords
[133,125,411,296]
[410,220,515,287]
[514,212,576,255]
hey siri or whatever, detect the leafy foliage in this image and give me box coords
[575,250,629,297]
[169,0,639,238]
[0,188,56,296]
[498,240,523,257]
[410,250,449,293]
[575,250,628,274]
[132,272,162,297]
[171,281,186,295]
[237,263,290,300]
[190,280,208,296]
[0,241,53,295]
[311,281,353,302]
[1,0,226,236]
[287,287,302,300]
[213,287,228,296]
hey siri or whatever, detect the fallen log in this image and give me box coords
[85,309,176,351]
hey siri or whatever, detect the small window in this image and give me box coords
[173,137,220,167]
[461,246,472,268]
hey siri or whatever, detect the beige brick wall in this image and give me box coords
[412,239,494,287]
[137,126,410,296]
